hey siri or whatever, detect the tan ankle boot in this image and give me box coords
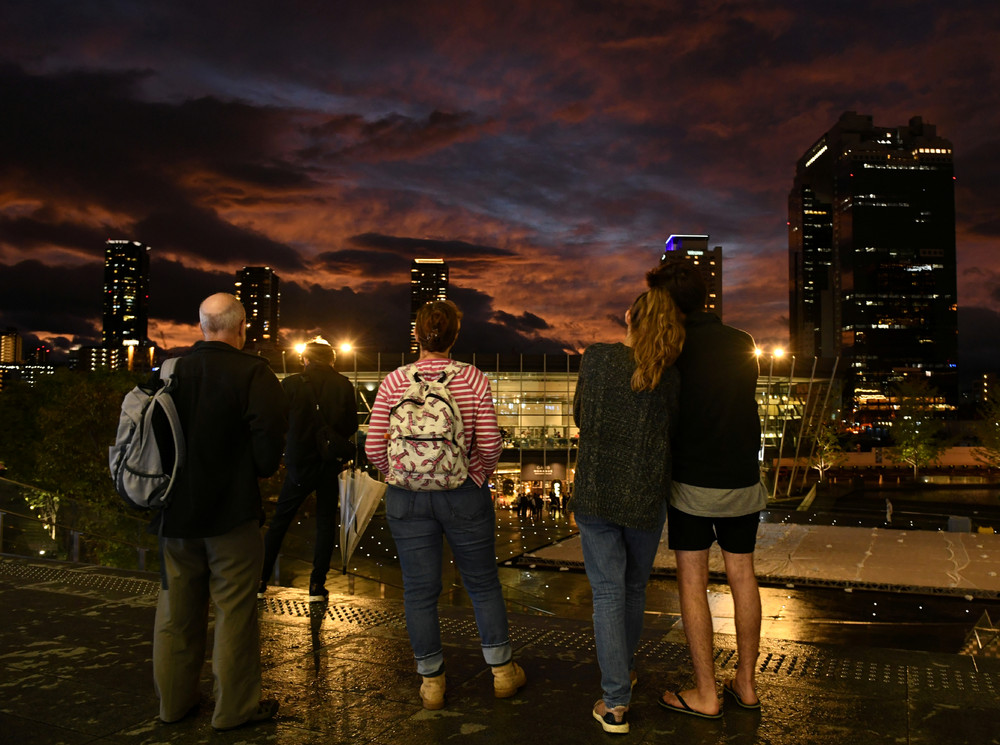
[419,674,446,710]
[492,661,526,698]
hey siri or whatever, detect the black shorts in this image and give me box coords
[666,505,760,553]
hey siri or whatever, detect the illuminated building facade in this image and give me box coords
[1,328,22,363]
[788,112,958,412]
[0,362,55,388]
[102,240,150,350]
[334,352,812,499]
[235,266,280,349]
[660,235,723,320]
[410,258,448,352]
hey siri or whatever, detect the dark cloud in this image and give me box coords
[447,286,567,354]
[135,206,307,272]
[0,260,102,344]
[492,310,551,333]
[147,259,238,327]
[347,233,516,259]
[313,249,411,276]
[305,110,493,163]
[0,217,110,257]
[0,65,305,214]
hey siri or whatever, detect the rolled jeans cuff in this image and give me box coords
[483,641,512,667]
[415,650,444,677]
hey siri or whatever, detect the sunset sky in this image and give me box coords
[2,1,999,373]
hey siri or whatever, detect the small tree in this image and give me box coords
[973,392,1000,471]
[889,380,947,478]
[809,419,845,481]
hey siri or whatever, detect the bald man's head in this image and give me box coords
[199,293,247,347]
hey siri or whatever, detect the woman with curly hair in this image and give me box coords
[572,286,685,734]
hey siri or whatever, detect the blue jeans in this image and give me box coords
[385,478,512,675]
[576,504,667,708]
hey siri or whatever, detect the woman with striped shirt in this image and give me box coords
[365,300,526,710]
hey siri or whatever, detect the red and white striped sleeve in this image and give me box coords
[364,367,406,477]
[463,367,501,483]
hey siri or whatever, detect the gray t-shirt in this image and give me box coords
[670,480,767,518]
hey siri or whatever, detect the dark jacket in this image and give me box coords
[282,364,358,482]
[156,341,287,538]
[572,342,679,531]
[673,311,760,489]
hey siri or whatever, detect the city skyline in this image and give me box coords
[1,2,999,374]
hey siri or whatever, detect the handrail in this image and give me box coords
[0,506,157,572]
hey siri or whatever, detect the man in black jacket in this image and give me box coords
[153,293,286,731]
[259,338,358,601]
[647,260,765,718]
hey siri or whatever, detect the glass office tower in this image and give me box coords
[789,112,958,416]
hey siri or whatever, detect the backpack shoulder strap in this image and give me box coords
[159,357,180,391]
[439,361,465,385]
[152,357,185,507]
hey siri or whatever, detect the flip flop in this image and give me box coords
[657,692,723,719]
[723,680,761,710]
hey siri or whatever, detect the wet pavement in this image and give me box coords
[2,499,1000,744]
[1,556,998,744]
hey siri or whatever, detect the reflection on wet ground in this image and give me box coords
[269,499,1000,656]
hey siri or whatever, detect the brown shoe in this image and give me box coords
[492,661,527,698]
[420,673,446,710]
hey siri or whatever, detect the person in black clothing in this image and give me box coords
[259,338,358,601]
[152,293,286,731]
[647,260,765,718]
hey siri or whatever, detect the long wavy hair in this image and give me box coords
[627,287,685,392]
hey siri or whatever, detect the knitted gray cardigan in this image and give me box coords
[572,343,679,531]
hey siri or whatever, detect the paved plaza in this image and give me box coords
[1,554,998,745]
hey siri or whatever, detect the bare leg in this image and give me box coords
[662,549,719,715]
[722,550,761,705]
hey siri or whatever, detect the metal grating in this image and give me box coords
[755,651,909,685]
[910,665,998,694]
[259,596,405,627]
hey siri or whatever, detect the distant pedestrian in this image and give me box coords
[573,287,684,734]
[648,260,765,718]
[365,300,526,710]
[152,293,287,731]
[259,338,358,601]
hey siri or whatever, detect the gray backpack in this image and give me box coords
[108,358,185,509]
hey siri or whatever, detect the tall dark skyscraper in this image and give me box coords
[660,234,723,320]
[788,112,957,410]
[234,266,280,348]
[410,258,448,352]
[102,239,150,349]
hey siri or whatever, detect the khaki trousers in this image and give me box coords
[153,519,263,729]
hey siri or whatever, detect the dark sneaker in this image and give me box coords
[256,582,267,599]
[593,699,629,734]
[307,584,329,602]
[213,699,278,731]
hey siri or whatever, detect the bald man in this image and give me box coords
[152,293,287,731]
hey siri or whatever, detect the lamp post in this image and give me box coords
[773,353,795,500]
